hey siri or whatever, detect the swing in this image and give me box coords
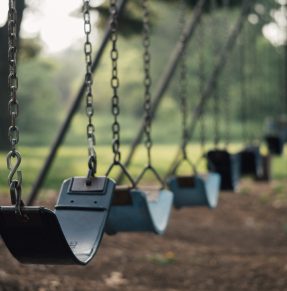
[105,0,173,235]
[205,78,240,192]
[206,1,240,192]
[265,134,284,155]
[0,0,115,265]
[167,9,220,209]
[239,146,263,177]
[106,165,173,235]
[255,154,271,181]
[207,149,240,191]
[167,157,220,209]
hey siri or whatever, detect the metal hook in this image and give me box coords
[6,150,22,187]
[10,180,24,217]
[86,155,97,186]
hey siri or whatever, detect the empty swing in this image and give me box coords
[0,0,115,265]
[205,0,240,192]
[264,116,287,155]
[237,31,264,179]
[167,10,220,209]
[105,0,173,235]
[206,80,240,191]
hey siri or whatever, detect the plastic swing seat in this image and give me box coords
[0,177,115,265]
[167,173,220,209]
[166,156,221,209]
[105,165,173,235]
[265,135,284,155]
[239,146,263,177]
[255,154,271,181]
[105,186,173,235]
[207,149,241,191]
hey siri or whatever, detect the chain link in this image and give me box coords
[7,0,22,192]
[83,0,97,178]
[142,0,153,166]
[110,0,121,164]
[178,0,188,159]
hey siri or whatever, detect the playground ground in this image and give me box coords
[0,178,287,291]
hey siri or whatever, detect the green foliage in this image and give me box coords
[14,0,285,148]
[18,57,61,144]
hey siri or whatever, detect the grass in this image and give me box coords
[0,143,286,200]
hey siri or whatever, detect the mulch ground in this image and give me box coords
[1,178,287,291]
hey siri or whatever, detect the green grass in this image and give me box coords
[0,143,286,200]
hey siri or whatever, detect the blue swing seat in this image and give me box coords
[105,186,173,235]
[167,173,220,209]
[239,146,263,177]
[207,149,241,191]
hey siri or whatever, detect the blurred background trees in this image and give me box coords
[0,0,285,149]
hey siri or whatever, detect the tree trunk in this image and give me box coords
[0,0,25,151]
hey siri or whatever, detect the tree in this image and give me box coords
[0,0,25,150]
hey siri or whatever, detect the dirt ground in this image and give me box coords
[1,179,287,291]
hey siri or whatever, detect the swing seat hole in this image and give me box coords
[70,200,74,203]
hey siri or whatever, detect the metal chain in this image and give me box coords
[213,83,220,147]
[7,0,22,192]
[110,0,121,164]
[239,32,247,143]
[223,0,230,148]
[83,0,97,181]
[142,0,153,166]
[178,0,188,159]
[211,0,220,147]
[198,17,206,152]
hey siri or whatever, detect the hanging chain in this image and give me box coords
[239,32,247,143]
[223,0,230,148]
[213,83,220,147]
[142,0,153,166]
[83,0,97,182]
[198,17,206,152]
[211,0,220,147]
[110,0,121,164]
[179,0,188,159]
[7,0,23,214]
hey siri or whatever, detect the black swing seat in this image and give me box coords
[0,176,115,265]
[207,149,241,191]
[105,185,173,235]
[167,173,221,209]
[265,134,284,155]
[239,146,263,178]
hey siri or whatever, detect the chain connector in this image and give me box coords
[7,150,22,188]
[9,180,25,217]
[86,155,97,186]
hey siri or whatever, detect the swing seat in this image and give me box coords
[167,173,221,209]
[265,135,284,155]
[239,146,263,177]
[0,177,115,265]
[207,149,241,191]
[255,154,271,181]
[105,186,173,235]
